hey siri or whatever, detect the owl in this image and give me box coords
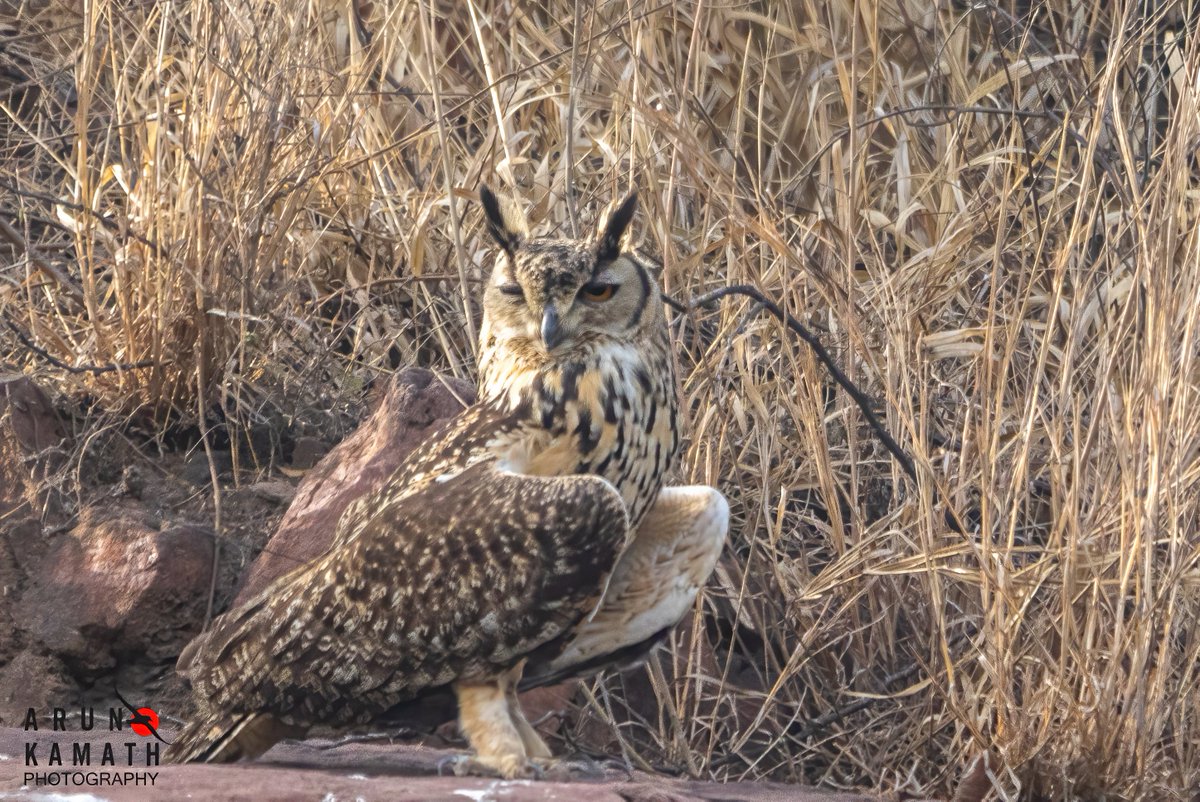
[166,186,730,780]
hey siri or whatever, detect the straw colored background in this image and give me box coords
[2,1,1198,798]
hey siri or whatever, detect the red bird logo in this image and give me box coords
[115,686,171,744]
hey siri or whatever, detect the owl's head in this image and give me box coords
[478,186,662,360]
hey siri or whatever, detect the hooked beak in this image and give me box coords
[541,305,565,351]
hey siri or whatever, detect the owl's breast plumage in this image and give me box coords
[169,190,712,770]
[482,328,679,532]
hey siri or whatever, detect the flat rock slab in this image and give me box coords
[0,727,878,802]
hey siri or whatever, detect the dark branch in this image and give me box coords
[0,216,85,307]
[4,315,159,375]
[665,284,965,533]
[667,285,913,477]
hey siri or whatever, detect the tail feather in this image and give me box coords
[521,626,671,689]
[167,711,304,764]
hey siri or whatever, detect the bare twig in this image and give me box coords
[669,288,913,475]
[3,314,158,374]
[667,284,969,532]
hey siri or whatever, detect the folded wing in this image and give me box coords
[169,463,628,763]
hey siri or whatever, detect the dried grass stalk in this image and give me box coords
[2,1,1198,798]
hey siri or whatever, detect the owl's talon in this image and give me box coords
[436,754,467,777]
[436,753,542,780]
[438,754,493,778]
[533,756,611,781]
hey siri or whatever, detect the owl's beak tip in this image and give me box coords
[541,306,565,351]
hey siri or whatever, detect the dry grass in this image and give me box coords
[3,0,1199,798]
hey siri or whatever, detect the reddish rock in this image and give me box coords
[0,727,882,801]
[0,372,67,520]
[0,651,73,725]
[288,435,329,469]
[246,479,297,506]
[0,373,69,703]
[233,366,475,604]
[16,505,215,673]
[0,373,66,453]
[0,516,38,673]
[514,682,575,735]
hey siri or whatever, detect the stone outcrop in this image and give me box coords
[0,727,884,802]
[16,505,214,673]
[0,373,70,720]
[0,374,215,723]
[233,366,475,604]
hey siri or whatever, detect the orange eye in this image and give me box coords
[580,282,617,302]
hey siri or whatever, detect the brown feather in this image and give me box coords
[171,194,717,771]
[169,454,628,762]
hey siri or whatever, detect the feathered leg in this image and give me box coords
[450,664,539,779]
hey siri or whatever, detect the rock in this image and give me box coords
[0,372,67,520]
[512,683,574,736]
[232,366,474,604]
[246,479,297,506]
[0,728,881,802]
[0,517,37,669]
[182,449,233,486]
[0,373,67,454]
[15,504,215,675]
[0,374,70,709]
[0,651,73,725]
[0,375,225,726]
[289,435,329,469]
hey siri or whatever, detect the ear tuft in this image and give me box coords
[479,185,527,256]
[595,190,638,261]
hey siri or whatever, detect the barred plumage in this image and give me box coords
[169,186,729,778]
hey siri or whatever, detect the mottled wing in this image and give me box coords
[178,463,628,741]
[331,404,519,547]
[364,485,729,736]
